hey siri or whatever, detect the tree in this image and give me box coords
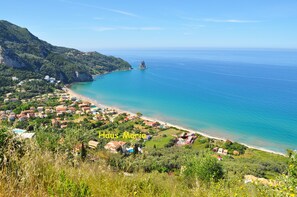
[136,112,142,117]
[277,151,297,196]
[287,151,297,192]
[80,142,87,161]
[183,155,224,182]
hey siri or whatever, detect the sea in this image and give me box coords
[70,49,297,153]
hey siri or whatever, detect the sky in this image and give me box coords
[1,0,297,50]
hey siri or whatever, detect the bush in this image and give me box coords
[48,171,91,197]
[183,155,224,182]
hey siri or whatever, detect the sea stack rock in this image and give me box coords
[139,61,147,70]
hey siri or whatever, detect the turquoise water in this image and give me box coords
[71,49,297,153]
[13,128,26,134]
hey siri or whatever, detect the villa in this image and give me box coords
[88,140,99,149]
[37,107,44,112]
[143,120,159,127]
[104,141,126,153]
[56,105,67,113]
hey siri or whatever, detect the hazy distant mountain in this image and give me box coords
[0,20,131,83]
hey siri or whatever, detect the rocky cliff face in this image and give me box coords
[0,46,27,68]
[75,71,93,82]
[0,46,4,64]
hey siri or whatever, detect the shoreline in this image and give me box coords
[65,87,286,156]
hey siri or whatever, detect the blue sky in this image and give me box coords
[1,0,297,50]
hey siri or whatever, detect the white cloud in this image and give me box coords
[204,18,260,23]
[103,8,138,17]
[93,26,162,32]
[60,0,138,17]
[181,16,260,23]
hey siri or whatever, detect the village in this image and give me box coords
[0,86,246,160]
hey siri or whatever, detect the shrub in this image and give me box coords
[48,171,91,197]
[183,155,224,182]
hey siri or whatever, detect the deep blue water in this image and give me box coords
[71,49,297,153]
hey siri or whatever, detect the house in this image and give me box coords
[91,107,99,113]
[60,120,68,129]
[73,143,83,155]
[45,108,53,114]
[37,107,44,112]
[56,105,67,114]
[143,120,159,127]
[6,93,13,98]
[59,95,69,101]
[19,132,35,139]
[12,76,19,81]
[49,77,56,83]
[213,147,219,152]
[26,113,35,118]
[176,138,186,146]
[75,110,83,115]
[18,115,28,122]
[159,124,168,129]
[10,98,19,102]
[68,107,76,113]
[176,132,197,146]
[186,136,194,144]
[20,110,35,115]
[8,115,16,122]
[52,118,61,127]
[79,102,91,108]
[82,101,91,106]
[30,107,36,111]
[218,148,223,154]
[1,115,7,121]
[60,125,68,129]
[93,114,104,121]
[81,107,91,113]
[78,104,89,108]
[88,140,99,149]
[104,141,126,153]
[223,149,228,155]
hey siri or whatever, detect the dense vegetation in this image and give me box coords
[0,20,131,84]
[0,125,296,197]
[0,64,59,103]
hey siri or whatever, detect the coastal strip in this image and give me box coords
[65,87,286,156]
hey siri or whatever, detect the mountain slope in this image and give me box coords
[0,20,132,83]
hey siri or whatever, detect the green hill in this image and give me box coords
[0,20,131,83]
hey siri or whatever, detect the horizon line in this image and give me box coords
[77,46,297,52]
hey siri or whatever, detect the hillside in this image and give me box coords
[0,20,131,83]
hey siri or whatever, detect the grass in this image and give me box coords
[221,149,288,179]
[0,144,277,197]
[144,128,182,149]
[0,127,291,197]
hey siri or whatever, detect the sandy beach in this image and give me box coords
[65,87,286,156]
